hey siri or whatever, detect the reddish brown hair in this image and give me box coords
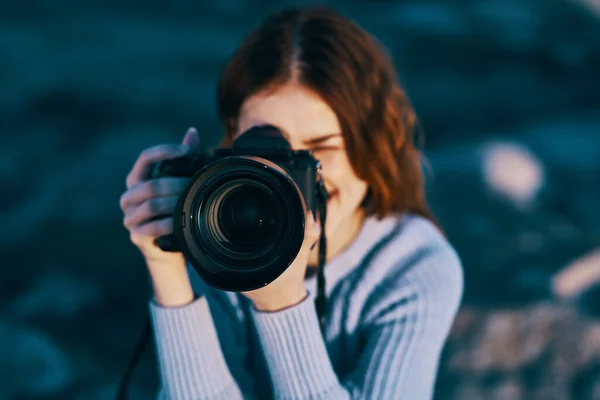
[216,6,438,226]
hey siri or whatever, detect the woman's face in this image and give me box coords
[235,82,369,258]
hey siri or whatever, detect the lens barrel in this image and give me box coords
[174,156,306,291]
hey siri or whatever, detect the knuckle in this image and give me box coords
[139,147,159,165]
[118,193,127,211]
[122,214,130,229]
[140,180,154,199]
[129,231,142,244]
[157,219,173,235]
[140,146,155,161]
[145,221,165,238]
[144,198,158,216]
[123,212,138,230]
[142,144,179,162]
[145,224,159,238]
[125,172,136,189]
[119,190,132,211]
[143,224,157,238]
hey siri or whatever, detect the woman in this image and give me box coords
[119,6,463,400]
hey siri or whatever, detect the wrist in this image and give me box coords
[146,255,194,307]
[252,288,308,312]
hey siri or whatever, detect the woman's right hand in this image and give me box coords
[119,127,201,306]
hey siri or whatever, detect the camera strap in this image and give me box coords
[315,181,329,334]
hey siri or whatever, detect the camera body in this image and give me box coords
[153,125,320,217]
[151,125,326,292]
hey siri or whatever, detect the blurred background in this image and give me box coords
[1,0,599,399]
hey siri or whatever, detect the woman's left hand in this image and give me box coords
[241,212,321,311]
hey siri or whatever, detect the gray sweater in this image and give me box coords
[149,213,464,400]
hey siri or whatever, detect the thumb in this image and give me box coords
[307,212,321,249]
[182,127,201,150]
[312,217,322,242]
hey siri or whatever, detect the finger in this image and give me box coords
[309,211,320,229]
[304,212,321,251]
[123,196,179,230]
[130,217,173,240]
[120,177,189,212]
[313,216,322,240]
[182,127,201,150]
[308,212,321,240]
[126,143,188,189]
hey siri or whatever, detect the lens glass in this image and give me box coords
[216,184,278,248]
[200,178,285,263]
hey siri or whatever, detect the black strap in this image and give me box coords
[115,318,152,400]
[315,180,328,333]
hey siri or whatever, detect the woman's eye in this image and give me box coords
[312,146,342,153]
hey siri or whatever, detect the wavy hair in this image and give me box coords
[216,6,438,226]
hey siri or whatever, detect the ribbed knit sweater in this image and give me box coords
[149,213,464,400]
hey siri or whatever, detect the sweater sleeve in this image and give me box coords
[149,267,258,399]
[250,244,463,400]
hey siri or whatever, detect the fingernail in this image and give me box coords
[187,127,197,134]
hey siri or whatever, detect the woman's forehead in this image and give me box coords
[236,83,342,143]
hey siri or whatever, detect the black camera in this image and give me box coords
[150,125,327,292]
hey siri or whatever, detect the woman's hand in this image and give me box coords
[119,127,201,307]
[242,212,321,312]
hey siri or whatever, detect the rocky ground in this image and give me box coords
[0,0,599,399]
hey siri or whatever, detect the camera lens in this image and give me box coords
[201,177,286,266]
[214,183,279,250]
[176,156,307,291]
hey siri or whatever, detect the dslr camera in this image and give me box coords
[151,125,327,292]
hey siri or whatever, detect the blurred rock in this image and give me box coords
[482,141,545,210]
[9,270,103,319]
[0,128,173,246]
[578,0,600,16]
[0,321,73,399]
[66,380,155,400]
[441,303,600,399]
[552,248,600,301]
